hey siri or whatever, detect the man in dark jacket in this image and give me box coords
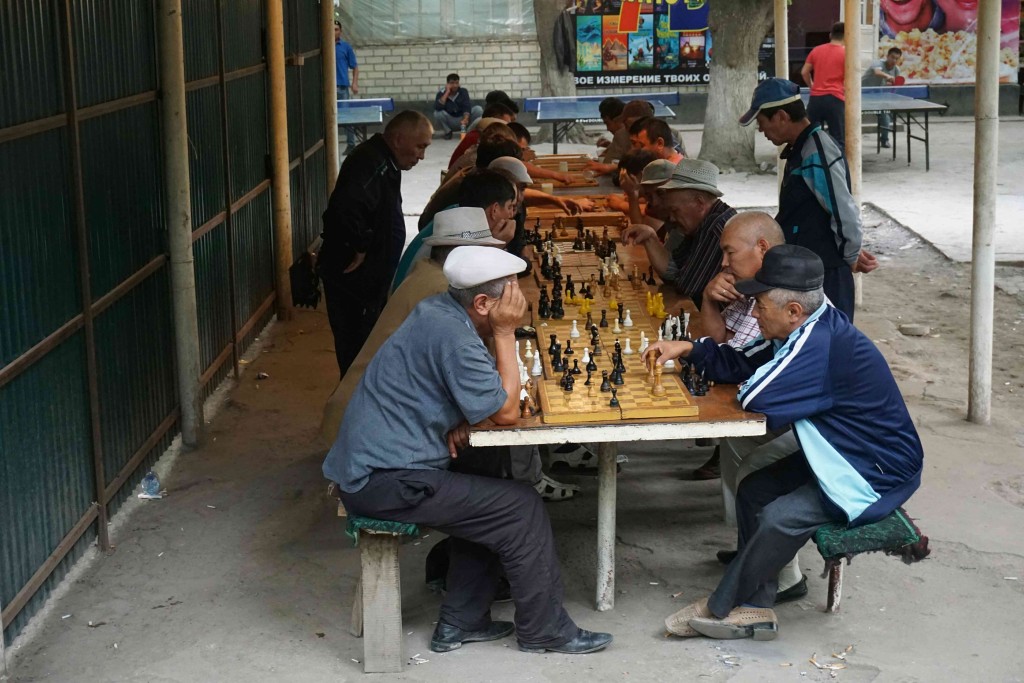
[739,78,877,322]
[651,245,923,641]
[319,110,433,378]
[433,73,483,139]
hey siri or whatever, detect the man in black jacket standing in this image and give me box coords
[320,110,433,378]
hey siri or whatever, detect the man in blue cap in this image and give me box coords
[646,244,923,641]
[738,78,877,322]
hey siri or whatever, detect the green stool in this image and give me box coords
[346,516,420,673]
[814,507,929,613]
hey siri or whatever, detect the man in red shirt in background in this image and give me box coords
[800,22,847,148]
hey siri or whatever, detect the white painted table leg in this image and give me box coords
[595,441,617,611]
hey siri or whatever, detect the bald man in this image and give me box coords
[700,212,786,348]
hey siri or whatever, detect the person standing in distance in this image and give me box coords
[334,20,360,155]
[800,22,847,149]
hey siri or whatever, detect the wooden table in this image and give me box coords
[469,216,766,611]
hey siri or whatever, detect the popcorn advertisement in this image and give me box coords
[879,0,1021,83]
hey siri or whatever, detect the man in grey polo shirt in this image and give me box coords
[323,246,613,656]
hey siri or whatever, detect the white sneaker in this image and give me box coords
[534,473,579,501]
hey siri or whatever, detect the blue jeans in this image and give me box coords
[877,111,892,145]
[337,86,355,147]
[433,106,483,134]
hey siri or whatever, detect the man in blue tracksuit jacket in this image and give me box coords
[651,244,923,641]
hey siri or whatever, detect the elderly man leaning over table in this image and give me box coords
[323,245,613,655]
[622,158,735,309]
[644,244,923,641]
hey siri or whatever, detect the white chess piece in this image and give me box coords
[524,340,534,359]
[582,347,591,365]
[520,363,530,385]
[664,356,676,370]
[683,312,691,338]
[657,328,664,342]
[530,353,543,377]
[623,309,633,327]
[570,320,580,338]
[623,337,633,355]
[516,340,521,357]
[638,332,648,354]
[612,318,622,334]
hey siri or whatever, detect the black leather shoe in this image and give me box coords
[716,549,737,565]
[519,629,613,654]
[775,575,808,604]
[430,620,514,652]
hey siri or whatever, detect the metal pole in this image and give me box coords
[322,0,339,186]
[266,0,294,321]
[968,0,1000,424]
[158,0,203,446]
[843,1,864,308]
[774,0,788,189]
[595,441,617,611]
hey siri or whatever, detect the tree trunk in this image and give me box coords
[532,0,587,144]
[700,0,774,171]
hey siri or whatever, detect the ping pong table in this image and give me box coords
[801,86,946,171]
[526,93,679,153]
[337,97,395,145]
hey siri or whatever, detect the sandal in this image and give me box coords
[534,473,579,501]
[549,444,628,472]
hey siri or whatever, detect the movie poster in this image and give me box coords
[602,16,628,71]
[655,14,679,70]
[577,15,603,72]
[628,20,654,69]
[878,0,1020,83]
[679,32,705,70]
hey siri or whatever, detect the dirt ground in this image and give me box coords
[5,124,1024,682]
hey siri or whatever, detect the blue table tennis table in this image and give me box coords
[525,93,679,153]
[801,86,946,170]
[337,97,395,144]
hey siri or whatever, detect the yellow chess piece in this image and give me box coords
[608,296,618,312]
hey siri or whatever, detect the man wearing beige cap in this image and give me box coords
[622,158,736,307]
[323,246,613,655]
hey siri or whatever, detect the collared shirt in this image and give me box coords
[335,40,357,87]
[324,293,507,493]
[861,59,900,87]
[723,297,760,348]
[663,200,736,308]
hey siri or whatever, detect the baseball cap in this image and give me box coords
[734,244,825,295]
[738,78,802,127]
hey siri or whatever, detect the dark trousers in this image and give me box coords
[339,468,579,648]
[807,94,846,149]
[323,277,384,380]
[708,455,839,618]
[823,265,855,323]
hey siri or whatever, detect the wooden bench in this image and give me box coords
[344,514,420,673]
[813,507,930,613]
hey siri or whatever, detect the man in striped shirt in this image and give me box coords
[622,158,735,309]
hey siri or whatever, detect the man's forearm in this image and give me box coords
[492,332,521,423]
[644,240,671,277]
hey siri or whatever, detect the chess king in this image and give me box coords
[323,246,613,655]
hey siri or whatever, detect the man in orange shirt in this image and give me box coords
[800,22,847,148]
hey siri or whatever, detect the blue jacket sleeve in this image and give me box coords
[686,336,774,384]
[735,324,834,430]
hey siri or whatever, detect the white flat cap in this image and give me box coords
[424,206,505,247]
[488,156,533,184]
[443,246,527,289]
[659,158,723,196]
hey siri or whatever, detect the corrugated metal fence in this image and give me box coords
[0,0,327,643]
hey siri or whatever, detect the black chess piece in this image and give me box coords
[671,323,679,341]
[571,359,581,375]
[572,235,584,251]
[614,339,622,355]
[540,253,551,279]
[609,388,620,408]
[611,365,624,386]
[549,334,558,355]
[564,340,574,355]
[615,352,626,374]
[647,265,655,285]
[599,310,609,328]
[599,371,612,392]
[597,269,606,286]
[538,290,550,319]
[585,370,593,386]
[586,353,598,373]
[551,344,564,372]
[565,373,575,392]
[576,217,584,235]
[585,312,593,329]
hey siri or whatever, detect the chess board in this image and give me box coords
[524,253,698,424]
[526,212,624,233]
[529,176,599,190]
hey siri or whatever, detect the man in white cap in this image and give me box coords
[622,158,736,308]
[323,246,614,655]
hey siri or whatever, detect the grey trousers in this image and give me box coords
[340,468,579,647]
[707,454,840,618]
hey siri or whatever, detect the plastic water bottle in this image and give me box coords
[459,121,467,140]
[142,470,161,497]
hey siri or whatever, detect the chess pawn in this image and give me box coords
[530,353,543,377]
[524,340,533,360]
[581,347,591,365]
[599,371,612,392]
[584,369,593,386]
[623,337,633,355]
[657,328,664,342]
[623,309,633,327]
[571,359,582,375]
[638,333,648,355]
[570,320,581,338]
[564,340,574,355]
[612,318,622,334]
[519,363,529,386]
[599,310,609,328]
[652,363,666,397]
[609,387,620,408]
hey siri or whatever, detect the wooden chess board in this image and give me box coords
[524,252,698,424]
[529,176,599,190]
[526,212,624,233]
